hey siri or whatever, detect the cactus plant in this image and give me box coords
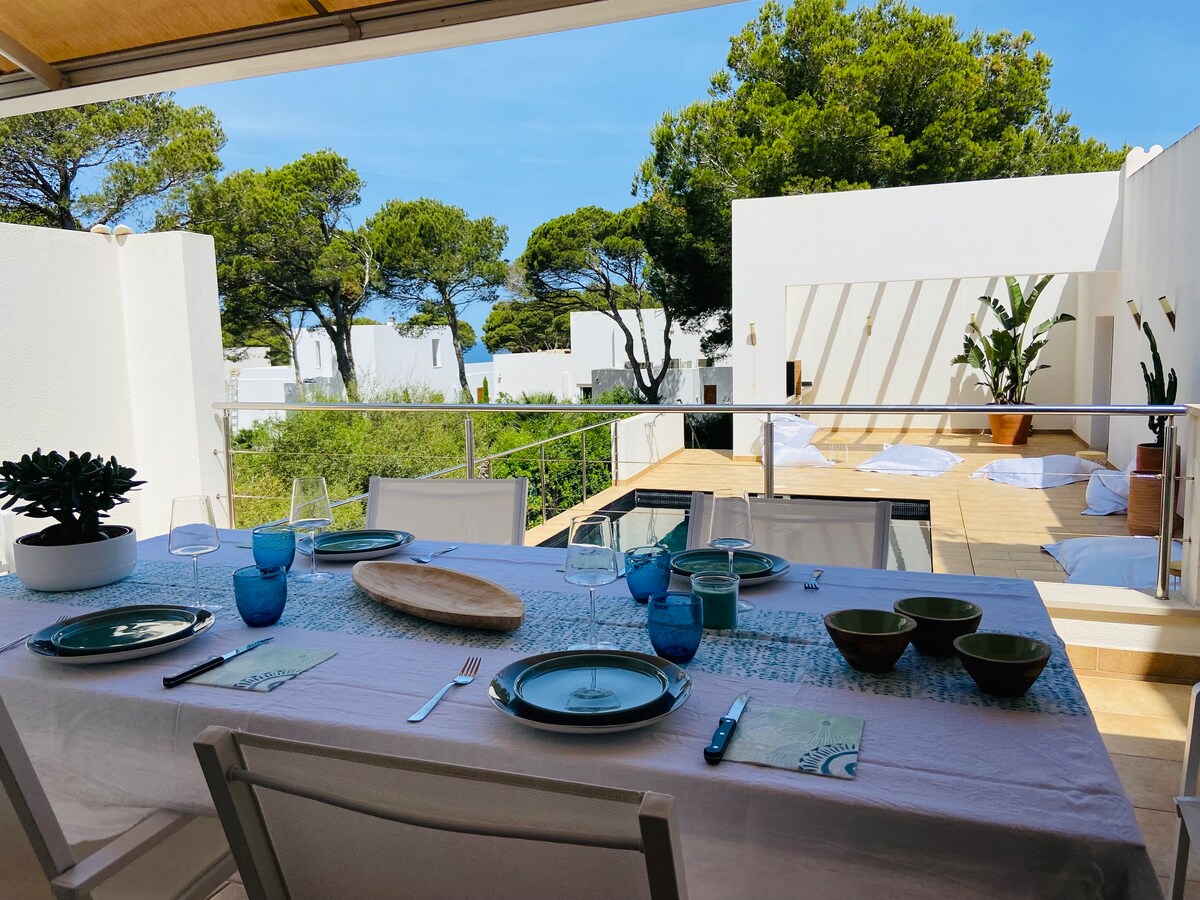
[1139,322,1177,446]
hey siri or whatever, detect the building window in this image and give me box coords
[432,338,442,368]
[580,386,593,400]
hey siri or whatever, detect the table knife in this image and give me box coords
[163,637,274,688]
[705,691,750,765]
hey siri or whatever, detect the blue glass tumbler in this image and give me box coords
[233,564,287,627]
[647,592,703,664]
[625,545,671,603]
[252,525,296,572]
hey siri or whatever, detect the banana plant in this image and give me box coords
[1139,322,1178,446]
[952,274,1074,404]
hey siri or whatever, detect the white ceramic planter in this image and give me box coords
[13,526,137,591]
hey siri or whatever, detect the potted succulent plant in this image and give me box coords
[0,449,144,590]
[1128,323,1178,536]
[952,274,1073,445]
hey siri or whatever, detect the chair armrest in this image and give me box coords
[49,810,194,898]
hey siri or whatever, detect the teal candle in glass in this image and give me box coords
[690,572,739,631]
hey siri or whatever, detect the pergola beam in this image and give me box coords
[0,29,66,91]
[0,0,738,117]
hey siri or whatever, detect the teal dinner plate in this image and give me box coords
[514,653,670,721]
[51,607,198,655]
[297,529,414,561]
[490,651,692,733]
[28,606,215,665]
[669,549,787,580]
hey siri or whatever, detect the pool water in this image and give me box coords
[538,489,933,572]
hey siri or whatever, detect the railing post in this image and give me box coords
[763,414,775,498]
[464,414,475,479]
[222,408,236,528]
[581,432,588,502]
[610,421,619,484]
[539,445,548,524]
[1157,418,1179,599]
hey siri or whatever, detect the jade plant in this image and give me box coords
[952,274,1074,404]
[0,450,144,546]
[1139,322,1178,447]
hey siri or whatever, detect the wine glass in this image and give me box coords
[290,476,333,584]
[564,514,619,652]
[708,489,755,612]
[168,496,221,610]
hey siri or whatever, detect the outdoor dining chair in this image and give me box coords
[1169,682,1200,899]
[0,694,235,900]
[687,492,892,569]
[365,476,529,545]
[194,726,688,900]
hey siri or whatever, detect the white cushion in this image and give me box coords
[970,454,1102,489]
[856,444,963,478]
[1082,462,1132,516]
[1042,536,1182,587]
[758,414,833,468]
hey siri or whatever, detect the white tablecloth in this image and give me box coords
[0,532,1158,899]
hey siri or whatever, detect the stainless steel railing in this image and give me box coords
[214,401,1187,599]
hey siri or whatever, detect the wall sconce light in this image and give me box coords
[1158,295,1176,331]
[968,312,976,329]
[88,224,111,235]
[865,315,873,336]
[1126,298,1141,329]
[112,224,134,236]
[748,322,757,346]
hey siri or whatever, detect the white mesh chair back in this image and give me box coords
[194,728,687,900]
[688,493,892,569]
[0,695,234,899]
[1169,682,1200,898]
[365,476,528,545]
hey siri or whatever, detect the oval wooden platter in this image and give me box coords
[352,561,525,632]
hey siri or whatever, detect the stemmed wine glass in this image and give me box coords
[708,489,755,612]
[564,514,619,652]
[168,496,221,610]
[290,476,333,584]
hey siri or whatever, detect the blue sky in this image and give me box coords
[176,0,1199,359]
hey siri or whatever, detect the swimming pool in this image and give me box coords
[537,488,933,572]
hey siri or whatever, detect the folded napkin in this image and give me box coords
[725,704,864,779]
[191,647,336,692]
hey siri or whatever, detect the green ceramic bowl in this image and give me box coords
[954,632,1051,698]
[824,609,916,673]
[893,596,983,657]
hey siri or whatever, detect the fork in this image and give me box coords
[803,569,824,590]
[410,545,459,565]
[408,656,481,722]
[1,615,70,655]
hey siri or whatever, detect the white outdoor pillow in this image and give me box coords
[1042,536,1182,588]
[1082,463,1132,516]
[970,454,1101,489]
[758,414,833,468]
[856,444,963,478]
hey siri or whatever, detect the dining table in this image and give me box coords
[0,530,1160,899]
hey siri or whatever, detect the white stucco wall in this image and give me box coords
[0,224,226,537]
[731,170,1125,452]
[492,351,584,401]
[568,309,708,372]
[615,412,685,482]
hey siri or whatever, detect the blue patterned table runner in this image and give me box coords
[0,561,1088,716]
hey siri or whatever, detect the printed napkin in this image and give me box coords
[725,704,864,779]
[191,647,336,692]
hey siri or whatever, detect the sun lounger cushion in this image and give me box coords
[856,444,963,478]
[759,414,833,468]
[1082,463,1132,516]
[970,455,1102,489]
[1042,536,1182,587]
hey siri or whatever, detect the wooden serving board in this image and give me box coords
[352,561,525,632]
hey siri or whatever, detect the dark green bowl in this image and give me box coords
[893,596,983,657]
[824,609,916,673]
[954,632,1051,697]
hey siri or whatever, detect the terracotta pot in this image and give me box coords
[1135,443,1164,474]
[988,413,1032,446]
[13,525,137,591]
